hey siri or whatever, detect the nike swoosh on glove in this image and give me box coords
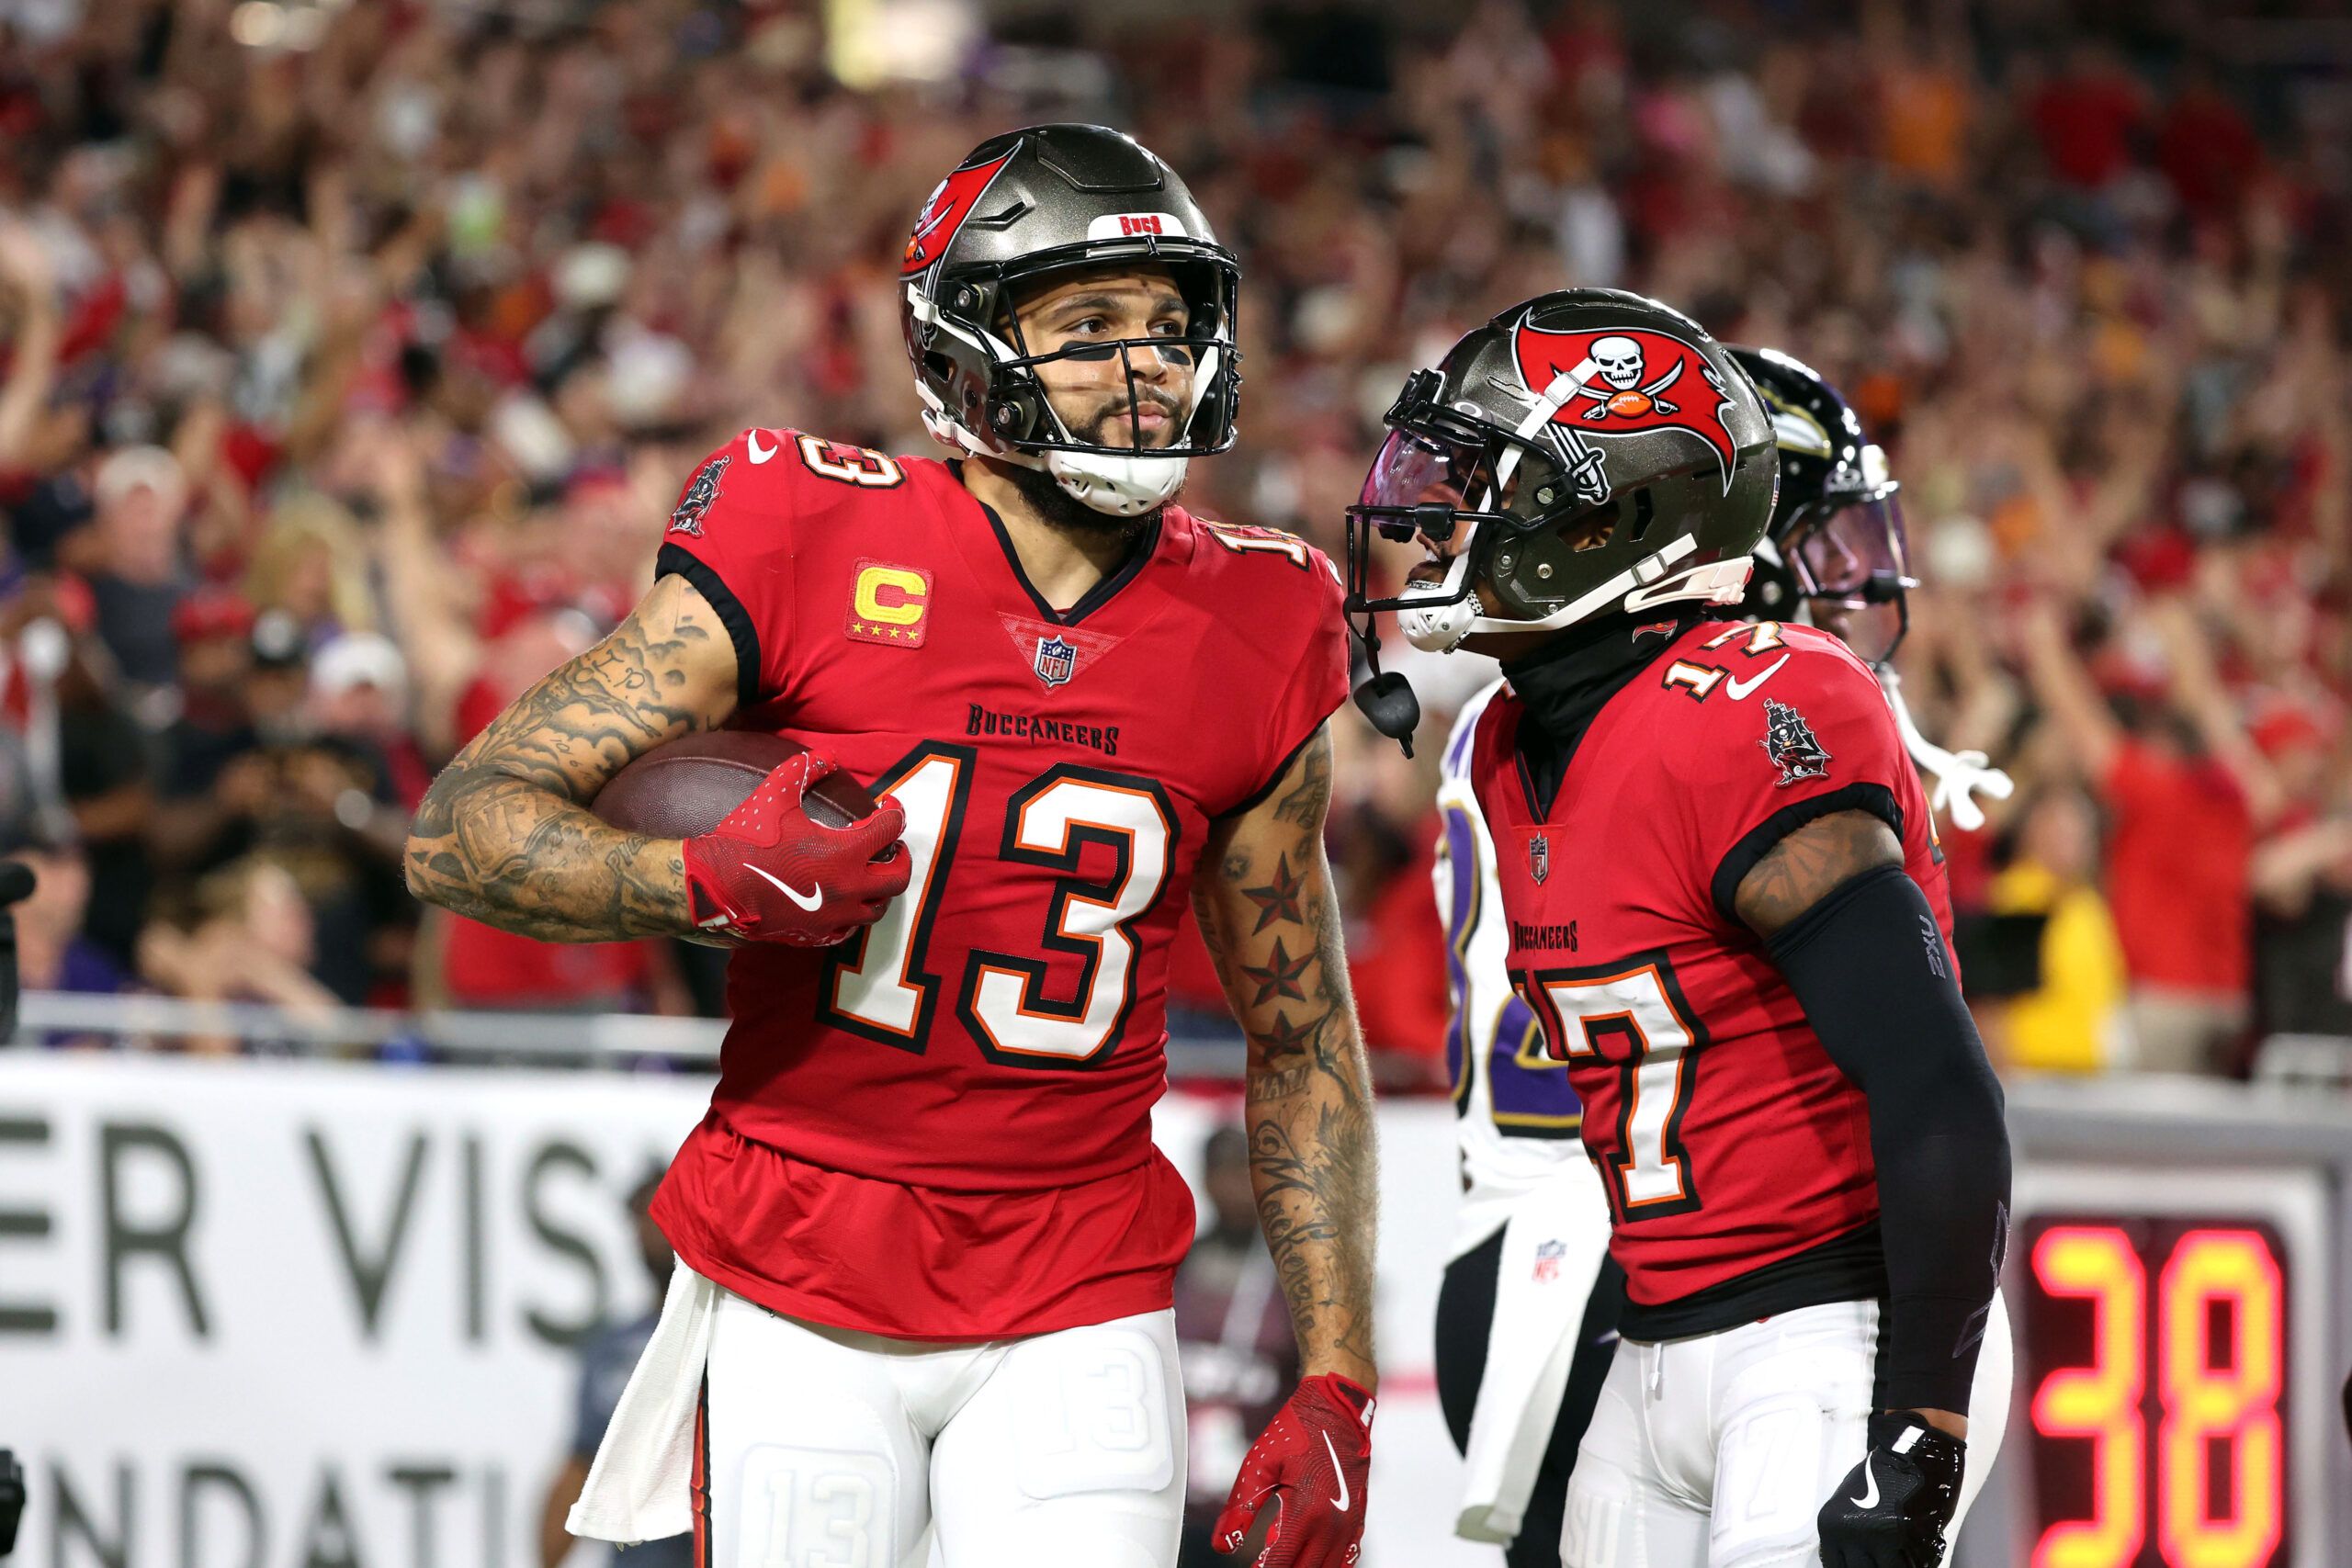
[1816,1412,1966,1568]
[680,752,910,944]
[1213,1373,1374,1568]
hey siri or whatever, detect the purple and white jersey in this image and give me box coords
[1433,679,1587,1258]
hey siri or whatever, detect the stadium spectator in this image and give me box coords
[1979,787,2129,1075]
[78,444,192,691]
[2250,708,2352,1042]
[7,838,125,1001]
[137,853,339,1050]
[2018,596,2272,1074]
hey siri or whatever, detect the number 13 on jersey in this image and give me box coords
[820,742,1176,1066]
[1518,954,1711,1221]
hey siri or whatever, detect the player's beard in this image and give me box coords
[1008,459,1167,537]
[1012,388,1187,536]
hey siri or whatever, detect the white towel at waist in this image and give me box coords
[569,1262,720,1545]
[1456,1159,1614,1546]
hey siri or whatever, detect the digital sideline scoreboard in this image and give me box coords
[1963,1078,2352,1568]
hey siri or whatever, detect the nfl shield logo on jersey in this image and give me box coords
[1034,635,1077,688]
[1528,833,1550,886]
[1532,1238,1566,1283]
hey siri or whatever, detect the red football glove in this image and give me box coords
[1213,1374,1374,1567]
[679,753,910,945]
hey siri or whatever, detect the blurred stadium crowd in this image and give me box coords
[0,0,2347,1082]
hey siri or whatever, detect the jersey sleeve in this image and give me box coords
[1218,541,1351,817]
[652,429,798,710]
[1677,635,1924,927]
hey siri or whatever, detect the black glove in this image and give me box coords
[1816,1412,1966,1568]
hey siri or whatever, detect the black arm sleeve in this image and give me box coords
[1766,863,2011,1415]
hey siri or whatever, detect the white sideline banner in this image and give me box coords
[0,1053,1483,1568]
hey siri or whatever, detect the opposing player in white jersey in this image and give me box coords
[1423,344,2013,1568]
[1431,676,1624,1566]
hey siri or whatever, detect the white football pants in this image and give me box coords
[1560,1292,2013,1567]
[700,1286,1186,1568]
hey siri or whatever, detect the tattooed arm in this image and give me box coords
[1193,726,1379,1390]
[1732,809,1904,936]
[402,573,740,942]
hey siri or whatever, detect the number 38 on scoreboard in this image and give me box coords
[2020,1214,2292,1568]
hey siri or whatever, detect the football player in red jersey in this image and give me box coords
[1344,289,2010,1568]
[1425,344,2015,1568]
[405,125,1378,1568]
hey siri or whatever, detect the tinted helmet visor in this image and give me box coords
[1792,491,1916,663]
[1343,371,1584,617]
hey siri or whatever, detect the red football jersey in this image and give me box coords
[648,429,1347,1339]
[1470,620,1956,1309]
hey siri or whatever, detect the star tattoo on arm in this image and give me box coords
[1241,852,1306,933]
[1190,726,1378,1390]
[1240,937,1313,1006]
[1258,1008,1323,1061]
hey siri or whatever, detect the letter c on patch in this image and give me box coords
[855,567,928,625]
[846,561,933,647]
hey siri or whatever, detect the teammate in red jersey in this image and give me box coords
[406,124,1378,1568]
[1343,289,2009,1568]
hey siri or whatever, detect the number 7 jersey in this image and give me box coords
[645,430,1348,1342]
[1466,619,1957,1314]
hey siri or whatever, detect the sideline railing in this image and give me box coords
[6,990,1258,1077]
[12,989,726,1062]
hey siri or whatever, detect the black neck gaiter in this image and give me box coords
[1504,610,1700,817]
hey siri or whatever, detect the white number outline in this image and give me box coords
[1702,620,1785,656]
[821,746,1178,1067]
[958,765,1177,1066]
[1199,518,1312,570]
[819,747,973,1050]
[1522,953,1709,1217]
[797,434,906,488]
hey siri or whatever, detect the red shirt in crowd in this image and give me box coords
[2031,72,2146,188]
[440,919,659,1010]
[2099,738,2252,995]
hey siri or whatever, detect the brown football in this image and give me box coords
[591,731,877,838]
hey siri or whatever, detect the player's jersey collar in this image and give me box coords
[976,500,1163,627]
[1504,609,1700,817]
[933,459,1170,628]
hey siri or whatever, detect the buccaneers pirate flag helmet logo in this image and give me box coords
[901,152,1014,276]
[1511,318,1743,494]
[1340,287,1778,699]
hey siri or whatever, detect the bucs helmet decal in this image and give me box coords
[902,152,1015,276]
[1340,288,1779,753]
[1511,316,1741,493]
